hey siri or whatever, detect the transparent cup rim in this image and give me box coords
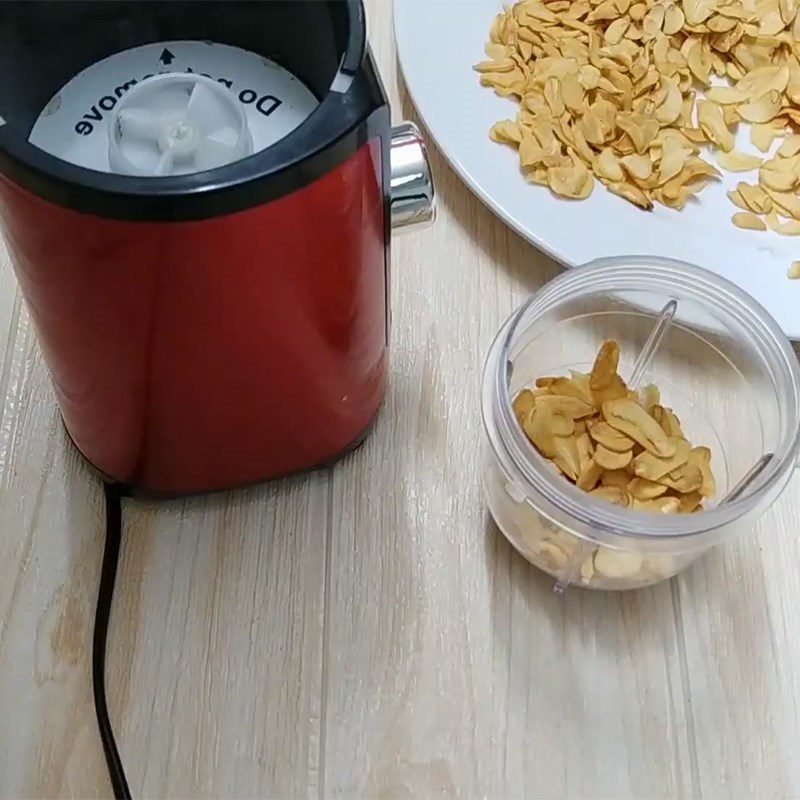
[482,256,800,543]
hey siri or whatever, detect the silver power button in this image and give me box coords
[389,121,436,231]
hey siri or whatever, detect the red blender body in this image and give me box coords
[0,1,433,494]
[0,141,386,493]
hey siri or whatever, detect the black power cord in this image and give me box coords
[92,482,132,800]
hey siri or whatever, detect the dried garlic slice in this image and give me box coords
[732,211,767,230]
[716,150,762,171]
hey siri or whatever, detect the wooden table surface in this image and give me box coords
[2,2,800,798]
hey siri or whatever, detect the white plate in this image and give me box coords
[393,0,800,339]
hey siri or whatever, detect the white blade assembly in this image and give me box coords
[108,73,253,176]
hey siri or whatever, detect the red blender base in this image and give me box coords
[0,141,388,495]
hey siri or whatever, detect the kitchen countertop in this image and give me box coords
[2,2,800,797]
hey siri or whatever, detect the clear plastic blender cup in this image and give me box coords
[482,257,800,591]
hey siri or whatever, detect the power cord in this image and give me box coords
[92,482,132,800]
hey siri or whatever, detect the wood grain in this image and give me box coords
[108,478,329,799]
[1,1,799,798]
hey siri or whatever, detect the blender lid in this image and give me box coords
[0,1,386,220]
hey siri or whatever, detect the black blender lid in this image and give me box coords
[0,0,386,220]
